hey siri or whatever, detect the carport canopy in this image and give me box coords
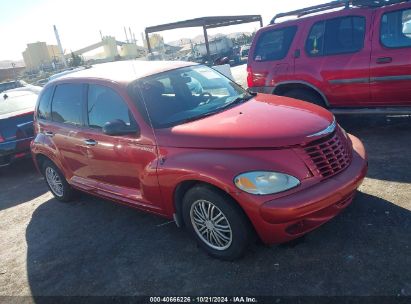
[145,15,263,60]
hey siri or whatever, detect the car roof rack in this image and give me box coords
[270,0,410,24]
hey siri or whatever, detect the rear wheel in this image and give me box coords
[42,160,75,202]
[283,89,326,107]
[182,185,252,260]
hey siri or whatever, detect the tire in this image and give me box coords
[42,159,75,202]
[283,89,326,107]
[182,185,252,260]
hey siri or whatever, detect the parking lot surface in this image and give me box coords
[0,112,410,296]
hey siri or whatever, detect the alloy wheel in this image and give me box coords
[45,166,64,197]
[190,200,233,250]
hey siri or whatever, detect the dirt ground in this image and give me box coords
[0,114,410,298]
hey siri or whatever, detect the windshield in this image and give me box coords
[128,65,252,129]
[0,91,37,116]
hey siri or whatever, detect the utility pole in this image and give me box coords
[124,27,129,43]
[53,25,68,68]
[11,63,17,82]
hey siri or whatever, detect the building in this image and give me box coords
[22,42,62,72]
[47,45,62,63]
[0,66,25,82]
[143,34,164,51]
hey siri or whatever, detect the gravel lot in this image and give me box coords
[0,81,410,297]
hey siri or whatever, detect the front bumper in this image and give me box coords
[252,134,367,244]
[0,137,33,167]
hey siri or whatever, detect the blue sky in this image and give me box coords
[0,0,328,61]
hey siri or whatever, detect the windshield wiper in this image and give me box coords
[246,88,257,96]
[174,110,222,125]
[223,93,255,108]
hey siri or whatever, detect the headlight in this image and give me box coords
[234,171,300,195]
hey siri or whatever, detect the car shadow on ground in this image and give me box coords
[337,115,411,184]
[0,159,46,211]
[26,191,411,297]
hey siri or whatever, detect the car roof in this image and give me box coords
[49,60,198,84]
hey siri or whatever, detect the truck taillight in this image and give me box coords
[0,133,4,143]
[247,66,267,87]
[247,66,254,87]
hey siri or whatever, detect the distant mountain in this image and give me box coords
[0,60,25,69]
[226,32,252,39]
[167,32,253,46]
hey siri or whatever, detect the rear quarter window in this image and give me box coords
[253,26,297,62]
[37,86,54,120]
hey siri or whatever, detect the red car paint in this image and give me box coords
[247,1,411,107]
[31,61,367,244]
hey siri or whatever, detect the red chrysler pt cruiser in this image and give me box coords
[31,60,367,260]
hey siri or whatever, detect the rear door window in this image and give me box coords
[253,26,297,61]
[306,16,366,56]
[51,84,84,125]
[381,8,411,48]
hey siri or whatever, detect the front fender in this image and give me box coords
[156,147,310,217]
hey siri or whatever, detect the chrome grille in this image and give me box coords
[303,128,352,178]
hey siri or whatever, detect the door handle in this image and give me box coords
[44,131,54,137]
[84,139,98,146]
[376,57,392,64]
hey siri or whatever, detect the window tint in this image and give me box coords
[51,84,83,125]
[306,16,365,56]
[37,86,53,120]
[87,84,132,129]
[253,26,297,61]
[381,9,411,48]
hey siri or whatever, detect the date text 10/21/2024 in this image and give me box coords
[149,297,258,303]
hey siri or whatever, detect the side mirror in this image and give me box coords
[3,94,8,100]
[102,119,139,136]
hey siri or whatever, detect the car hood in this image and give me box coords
[155,94,334,149]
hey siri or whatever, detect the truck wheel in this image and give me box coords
[283,89,326,108]
[42,160,75,202]
[182,185,252,260]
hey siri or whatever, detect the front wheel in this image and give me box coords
[182,185,252,260]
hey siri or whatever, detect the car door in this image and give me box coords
[249,25,298,88]
[80,83,163,212]
[370,3,411,105]
[296,12,372,106]
[47,83,96,188]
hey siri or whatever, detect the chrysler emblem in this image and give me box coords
[307,118,336,138]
